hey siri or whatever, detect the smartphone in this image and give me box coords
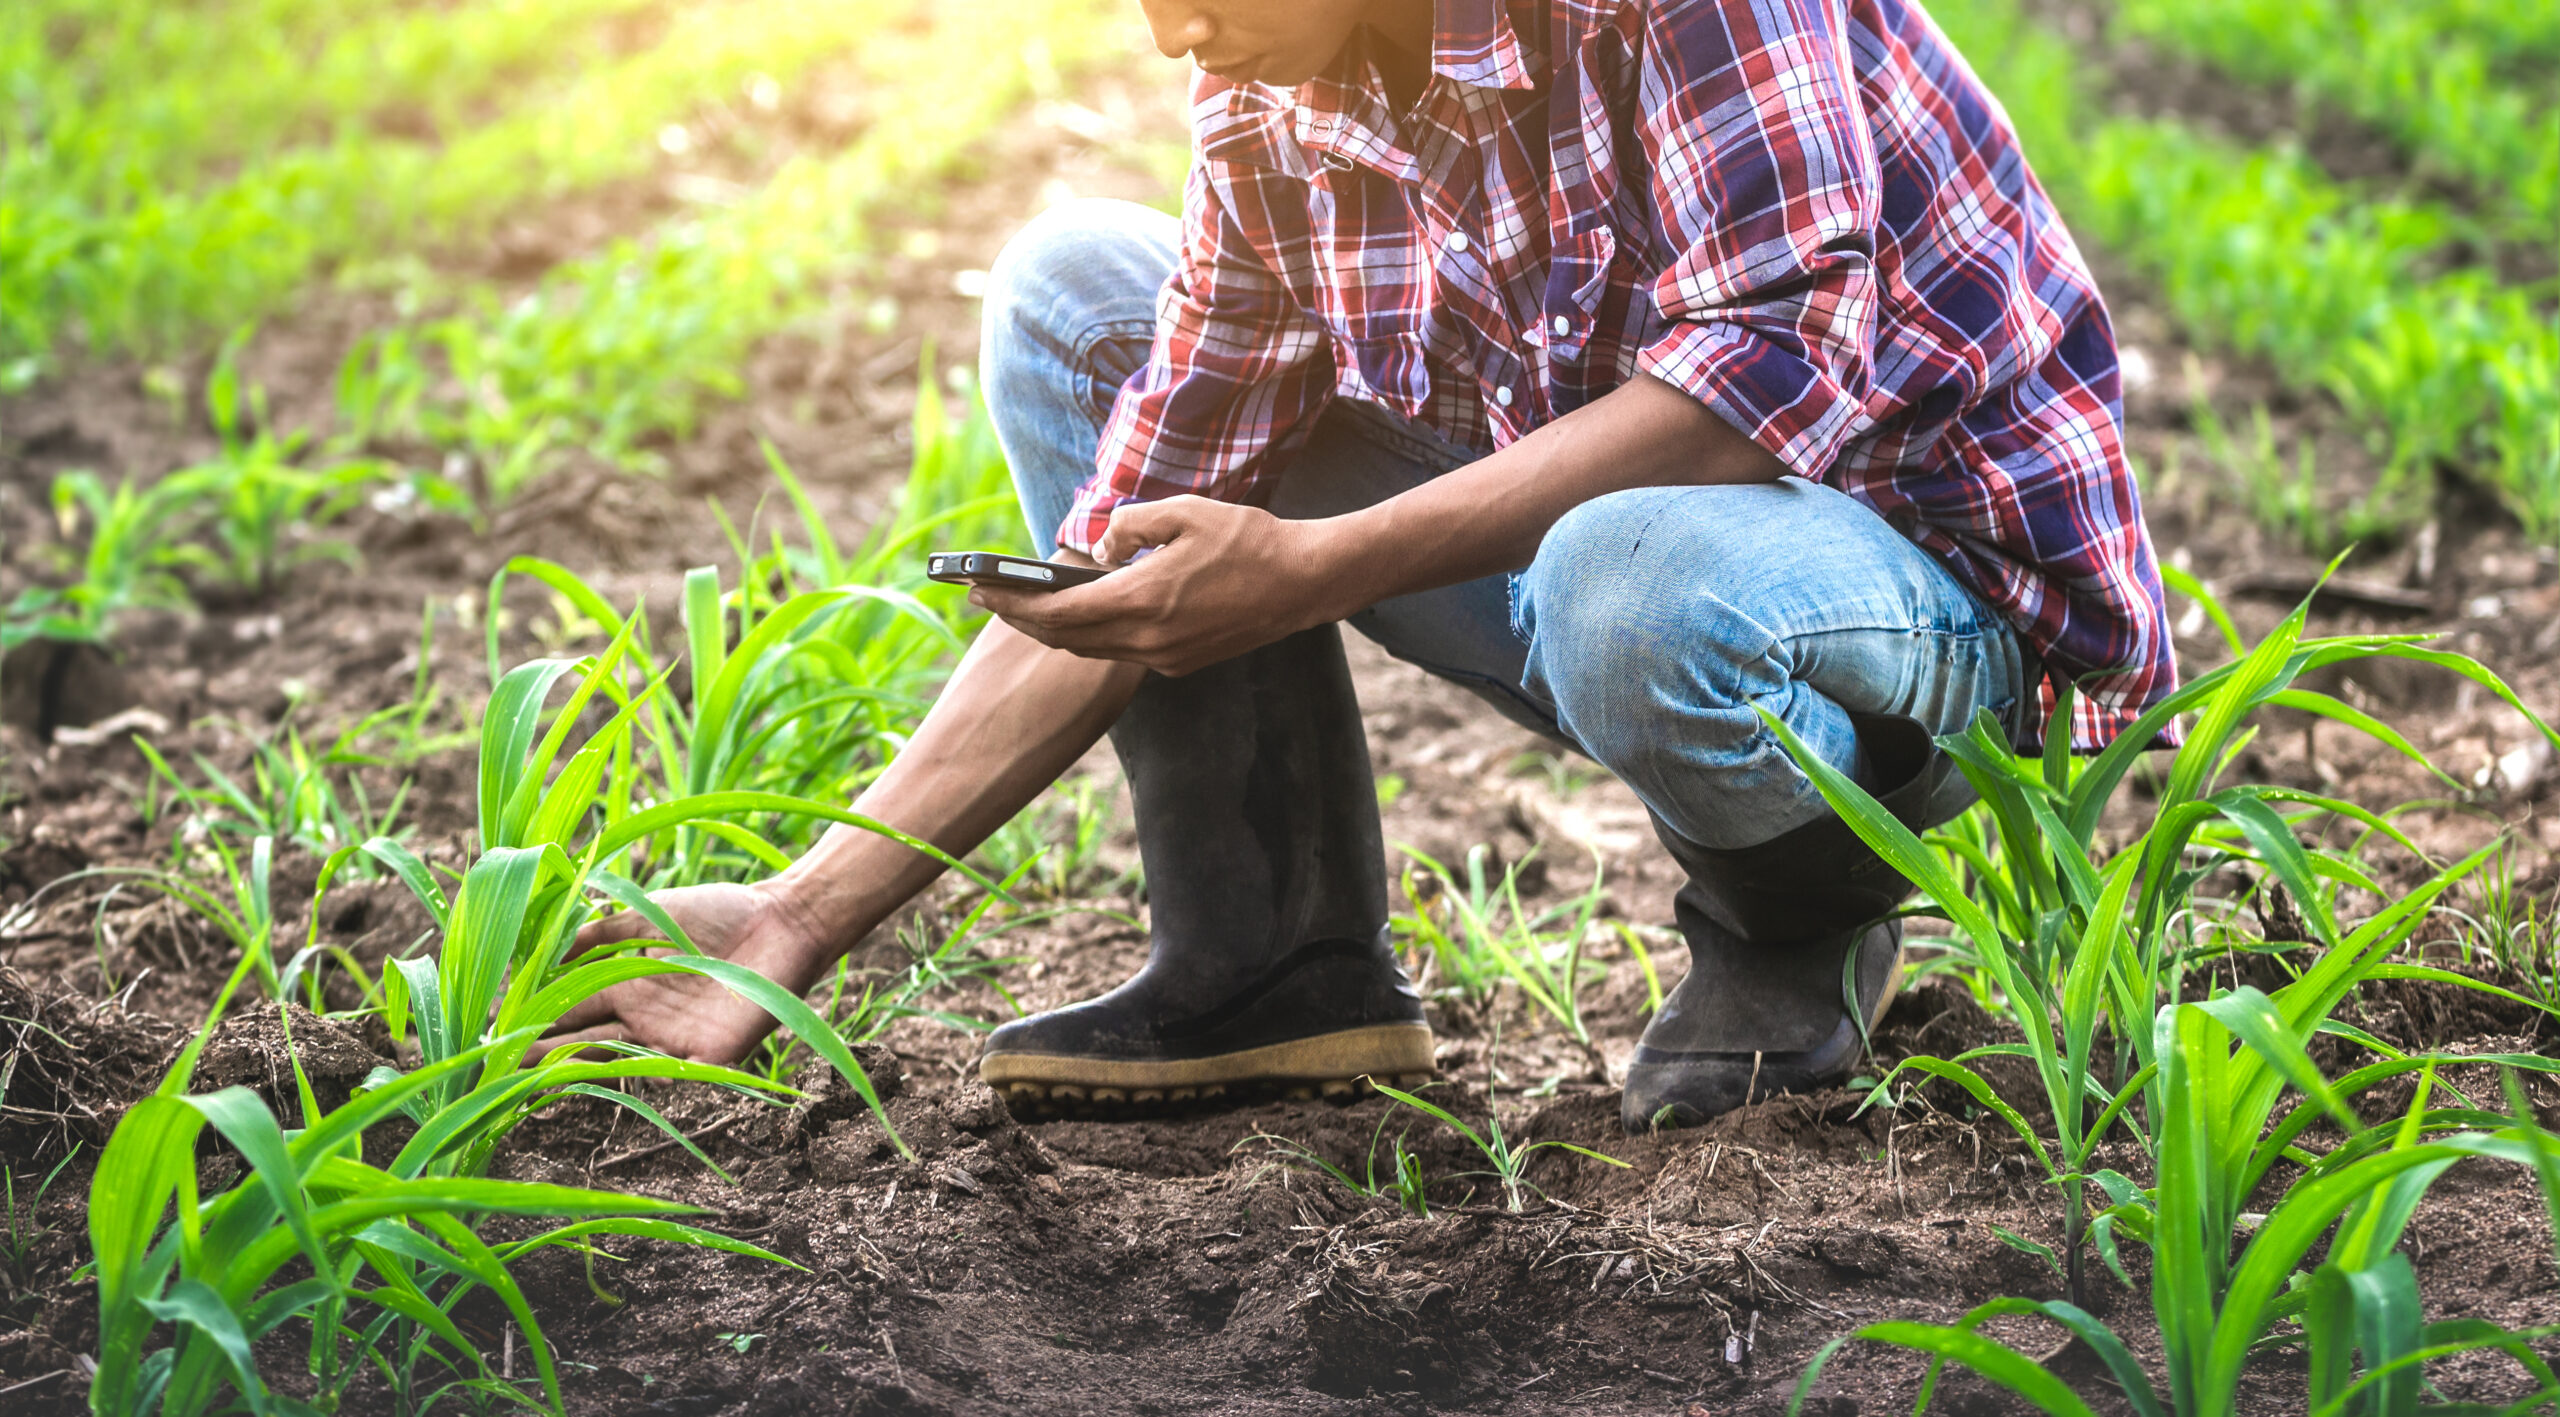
[925,551,1108,592]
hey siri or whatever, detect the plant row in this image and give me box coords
[2114,0,2560,257]
[1926,0,2560,545]
[2,0,898,361]
[68,445,2560,1412]
[3,0,660,212]
[2,332,461,653]
[65,388,1067,1415]
[1765,567,2560,1413]
[334,0,1122,495]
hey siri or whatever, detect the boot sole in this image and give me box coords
[981,1022,1436,1113]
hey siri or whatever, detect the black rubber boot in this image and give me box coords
[1620,716,1957,1132]
[979,623,1435,1113]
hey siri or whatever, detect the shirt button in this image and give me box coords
[1551,315,1571,337]
[1495,385,1514,407]
[1447,231,1470,254]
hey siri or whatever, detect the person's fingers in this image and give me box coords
[970,584,1054,627]
[572,908,665,955]
[977,582,1156,661]
[527,1023,628,1066]
[547,992,619,1036]
[1095,498,1191,568]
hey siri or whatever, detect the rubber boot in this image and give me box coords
[1620,715,1955,1132]
[979,623,1435,1113]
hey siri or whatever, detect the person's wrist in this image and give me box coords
[1295,510,1389,624]
[751,874,853,982]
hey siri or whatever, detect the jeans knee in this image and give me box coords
[982,198,1170,357]
[1517,489,1736,756]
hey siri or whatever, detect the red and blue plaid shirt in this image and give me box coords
[1064,0,2177,749]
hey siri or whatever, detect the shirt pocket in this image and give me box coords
[1348,329,1433,417]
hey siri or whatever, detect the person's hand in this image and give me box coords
[532,881,834,1066]
[970,496,1355,675]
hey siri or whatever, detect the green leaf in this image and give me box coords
[140,1278,273,1416]
[1844,1319,2100,1416]
[657,955,910,1158]
[557,1083,737,1185]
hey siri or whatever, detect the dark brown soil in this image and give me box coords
[1,38,2556,1417]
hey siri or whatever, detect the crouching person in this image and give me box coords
[545,0,2178,1131]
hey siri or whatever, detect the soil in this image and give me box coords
[2,29,2557,1417]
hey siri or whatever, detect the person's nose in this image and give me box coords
[1137,0,1215,59]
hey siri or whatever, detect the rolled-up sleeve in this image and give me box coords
[1631,0,1881,480]
[1058,136,1337,555]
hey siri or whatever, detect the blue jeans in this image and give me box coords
[980,200,2028,850]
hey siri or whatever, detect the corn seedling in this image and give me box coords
[133,710,413,870]
[2,471,205,652]
[1787,1009,2560,1417]
[0,1143,79,1280]
[83,611,1015,1413]
[1776,570,2560,1305]
[86,998,794,1416]
[1237,1113,1435,1220]
[1368,1080,1627,1214]
[172,329,402,596]
[3,339,423,658]
[1,833,284,1000]
[471,388,1020,892]
[1392,843,1616,1047]
[328,614,1009,1141]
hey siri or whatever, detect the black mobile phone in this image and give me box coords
[925,551,1108,592]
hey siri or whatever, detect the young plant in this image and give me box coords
[87,988,791,1417]
[1392,843,1622,1047]
[0,1143,79,1279]
[5,833,285,999]
[329,616,1003,1159]
[174,330,399,596]
[1238,1112,1436,1220]
[2435,835,2560,1010]
[478,387,1023,892]
[1368,1080,1627,1214]
[2,471,205,651]
[1787,1006,2560,1417]
[1779,571,2560,1305]
[133,706,413,868]
[86,613,1015,1414]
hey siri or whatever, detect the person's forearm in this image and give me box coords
[763,610,1146,961]
[1311,372,1785,610]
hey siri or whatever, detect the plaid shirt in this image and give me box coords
[1065,0,2177,749]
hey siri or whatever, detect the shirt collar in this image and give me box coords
[1430,0,1538,91]
[1198,0,1538,174]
